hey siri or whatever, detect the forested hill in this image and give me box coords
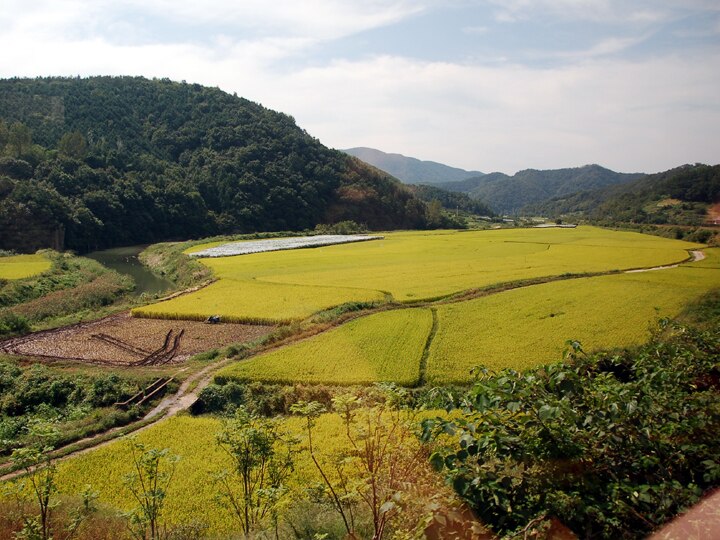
[441,164,643,215]
[343,147,483,184]
[525,164,720,225]
[0,77,429,253]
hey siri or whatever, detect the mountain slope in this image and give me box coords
[526,164,720,225]
[441,165,643,214]
[343,147,483,184]
[406,184,494,216]
[0,77,430,252]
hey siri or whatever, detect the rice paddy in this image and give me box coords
[135,227,700,323]
[426,261,720,384]
[0,253,51,280]
[217,308,432,385]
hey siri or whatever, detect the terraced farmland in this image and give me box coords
[210,249,719,386]
[0,253,51,280]
[427,260,720,384]
[134,227,700,323]
[217,308,432,385]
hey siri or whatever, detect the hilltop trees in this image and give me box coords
[0,77,434,253]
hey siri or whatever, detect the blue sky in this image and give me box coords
[1,0,719,173]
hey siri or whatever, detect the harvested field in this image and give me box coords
[0,312,272,366]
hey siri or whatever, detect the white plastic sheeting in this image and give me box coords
[189,234,384,258]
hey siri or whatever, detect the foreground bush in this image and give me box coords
[423,319,720,539]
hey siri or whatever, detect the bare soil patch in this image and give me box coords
[0,312,273,366]
[707,201,720,225]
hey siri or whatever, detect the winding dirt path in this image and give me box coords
[625,250,705,273]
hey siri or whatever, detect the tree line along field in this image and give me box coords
[216,248,720,386]
[133,226,700,323]
[0,253,51,280]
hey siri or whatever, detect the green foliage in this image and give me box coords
[0,250,133,327]
[214,407,298,536]
[0,361,151,456]
[528,164,720,226]
[123,439,180,540]
[5,422,98,540]
[313,220,368,235]
[0,76,433,253]
[0,311,30,338]
[422,320,720,539]
[291,396,427,540]
[441,164,642,215]
[407,184,494,216]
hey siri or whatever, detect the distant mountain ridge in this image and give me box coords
[525,164,720,225]
[441,165,645,215]
[342,147,483,184]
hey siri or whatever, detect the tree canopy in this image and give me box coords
[0,77,431,252]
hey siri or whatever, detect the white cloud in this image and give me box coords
[487,0,672,25]
[0,0,718,174]
[265,54,720,173]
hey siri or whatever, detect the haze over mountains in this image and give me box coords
[343,147,648,215]
[343,147,483,185]
[440,165,645,215]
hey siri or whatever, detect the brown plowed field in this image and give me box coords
[0,313,273,366]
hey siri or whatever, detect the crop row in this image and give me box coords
[132,279,386,324]
[216,308,433,385]
[12,412,437,536]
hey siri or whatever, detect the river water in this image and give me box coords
[86,245,173,296]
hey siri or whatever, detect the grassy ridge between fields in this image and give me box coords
[133,227,700,323]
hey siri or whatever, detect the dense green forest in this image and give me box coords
[0,77,431,253]
[525,164,720,225]
[406,183,494,216]
[440,164,643,215]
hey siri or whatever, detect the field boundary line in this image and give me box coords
[418,308,439,387]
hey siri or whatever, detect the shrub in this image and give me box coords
[423,320,720,539]
[0,311,30,338]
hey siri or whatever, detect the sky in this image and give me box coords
[1,1,719,174]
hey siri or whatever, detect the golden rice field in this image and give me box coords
[9,413,430,536]
[134,227,700,323]
[0,253,51,280]
[211,249,719,386]
[426,260,720,384]
[217,308,432,385]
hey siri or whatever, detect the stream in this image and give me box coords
[86,245,173,296]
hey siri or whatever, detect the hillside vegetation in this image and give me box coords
[441,164,643,214]
[0,77,431,253]
[406,184,494,217]
[526,163,720,226]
